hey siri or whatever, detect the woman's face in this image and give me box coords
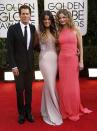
[58,13,69,26]
[43,15,51,28]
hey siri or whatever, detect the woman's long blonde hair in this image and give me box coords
[56,9,75,31]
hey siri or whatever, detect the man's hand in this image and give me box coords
[12,68,19,76]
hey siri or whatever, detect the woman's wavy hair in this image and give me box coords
[56,9,75,31]
[39,10,57,37]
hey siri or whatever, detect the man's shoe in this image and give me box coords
[26,113,35,122]
[18,115,25,124]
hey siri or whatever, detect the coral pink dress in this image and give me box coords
[58,28,92,121]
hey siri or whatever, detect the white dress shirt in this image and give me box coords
[20,21,31,50]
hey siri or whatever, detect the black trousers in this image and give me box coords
[15,70,33,115]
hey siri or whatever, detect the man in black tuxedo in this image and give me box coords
[7,5,38,124]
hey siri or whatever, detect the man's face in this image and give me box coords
[19,9,31,25]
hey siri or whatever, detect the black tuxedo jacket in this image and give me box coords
[7,22,36,72]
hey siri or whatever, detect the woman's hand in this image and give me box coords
[79,62,84,71]
[77,48,80,56]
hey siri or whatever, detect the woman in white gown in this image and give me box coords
[39,11,63,125]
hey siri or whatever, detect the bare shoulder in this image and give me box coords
[36,30,41,40]
[37,30,40,35]
[74,26,82,36]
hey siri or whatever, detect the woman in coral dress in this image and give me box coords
[56,9,92,121]
[39,11,63,125]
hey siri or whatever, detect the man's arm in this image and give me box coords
[7,26,17,68]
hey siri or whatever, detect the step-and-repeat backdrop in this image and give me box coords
[44,0,87,36]
[0,0,88,80]
[0,0,87,37]
[0,0,38,38]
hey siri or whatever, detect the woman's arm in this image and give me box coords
[33,30,40,52]
[76,27,84,70]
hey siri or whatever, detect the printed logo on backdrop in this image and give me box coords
[44,0,87,36]
[0,0,38,38]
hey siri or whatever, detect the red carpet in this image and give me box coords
[0,79,97,131]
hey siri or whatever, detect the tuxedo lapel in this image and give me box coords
[29,25,34,49]
[16,23,27,48]
[16,23,34,49]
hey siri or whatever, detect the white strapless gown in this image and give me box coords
[39,37,63,125]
